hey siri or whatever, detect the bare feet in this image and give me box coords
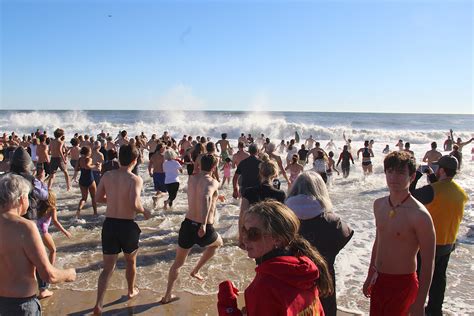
[128,287,139,299]
[160,295,176,304]
[190,271,204,281]
[92,306,102,315]
[38,289,53,299]
[163,200,168,210]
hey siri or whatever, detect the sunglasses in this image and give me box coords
[241,226,269,242]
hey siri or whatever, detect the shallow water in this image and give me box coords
[43,140,474,314]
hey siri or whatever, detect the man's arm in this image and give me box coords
[409,210,435,314]
[129,177,150,219]
[363,201,379,298]
[95,175,107,203]
[232,169,240,199]
[23,221,76,283]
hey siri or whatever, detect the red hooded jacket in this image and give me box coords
[244,255,324,316]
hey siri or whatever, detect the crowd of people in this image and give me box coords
[0,127,471,315]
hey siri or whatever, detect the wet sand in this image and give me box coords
[40,289,361,315]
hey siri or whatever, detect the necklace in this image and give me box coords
[388,193,411,218]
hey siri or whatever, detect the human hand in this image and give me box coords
[143,209,152,220]
[232,188,239,199]
[198,225,206,237]
[65,231,72,239]
[362,278,372,298]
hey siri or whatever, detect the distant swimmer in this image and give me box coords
[357,140,374,176]
[422,142,442,167]
[336,145,354,178]
[382,144,390,154]
[325,139,338,152]
[161,154,223,304]
[72,146,98,218]
[93,144,151,315]
[48,128,71,191]
[216,133,231,161]
[305,135,316,150]
[396,139,404,151]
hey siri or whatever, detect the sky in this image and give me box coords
[1,0,472,114]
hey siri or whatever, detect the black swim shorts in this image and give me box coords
[101,217,141,254]
[178,218,218,249]
[50,157,66,173]
[0,295,41,315]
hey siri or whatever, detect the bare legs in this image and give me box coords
[76,183,97,218]
[161,236,222,304]
[93,250,139,315]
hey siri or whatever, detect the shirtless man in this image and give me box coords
[92,144,151,315]
[308,142,327,164]
[216,133,231,161]
[422,142,442,167]
[232,142,250,168]
[91,141,105,185]
[69,138,81,169]
[48,128,71,190]
[115,130,129,147]
[238,133,247,146]
[36,134,50,181]
[305,135,316,150]
[0,174,76,315]
[180,136,193,157]
[81,135,92,149]
[363,151,435,315]
[450,129,474,152]
[105,136,115,152]
[161,154,223,303]
[148,143,166,206]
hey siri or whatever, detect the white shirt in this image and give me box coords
[163,160,181,184]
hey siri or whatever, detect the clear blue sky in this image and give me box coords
[1,0,472,113]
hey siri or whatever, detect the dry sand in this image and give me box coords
[40,289,361,315]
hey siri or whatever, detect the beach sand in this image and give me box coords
[40,289,361,315]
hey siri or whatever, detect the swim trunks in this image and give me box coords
[152,172,167,192]
[178,218,218,249]
[101,217,141,254]
[70,159,78,169]
[50,157,66,173]
[36,162,51,175]
[370,272,418,316]
[0,295,41,315]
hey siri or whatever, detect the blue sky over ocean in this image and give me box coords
[1,0,472,114]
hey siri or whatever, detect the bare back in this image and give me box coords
[150,153,164,173]
[187,173,219,224]
[99,169,144,220]
[37,143,49,163]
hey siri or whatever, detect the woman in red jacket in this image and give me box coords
[218,200,333,315]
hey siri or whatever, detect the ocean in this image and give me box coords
[1,110,473,314]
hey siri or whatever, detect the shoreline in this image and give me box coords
[40,289,362,315]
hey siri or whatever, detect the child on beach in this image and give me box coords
[36,191,72,298]
[221,157,232,187]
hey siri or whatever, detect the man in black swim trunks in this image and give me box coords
[92,144,151,315]
[161,154,223,304]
